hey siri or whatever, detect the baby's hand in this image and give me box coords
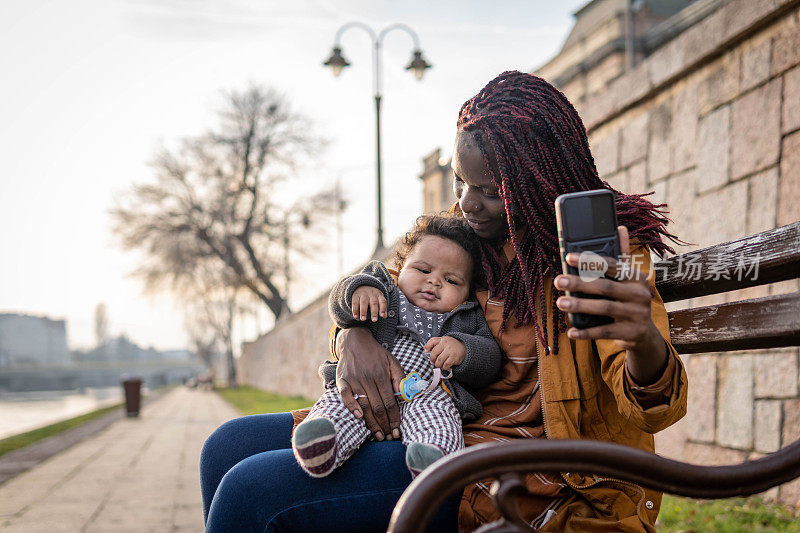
[351,286,387,322]
[424,336,466,371]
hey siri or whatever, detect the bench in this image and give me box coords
[389,220,800,532]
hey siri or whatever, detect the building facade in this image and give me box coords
[0,313,70,367]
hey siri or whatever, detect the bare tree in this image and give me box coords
[110,85,340,325]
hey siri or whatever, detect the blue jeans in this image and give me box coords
[201,412,459,532]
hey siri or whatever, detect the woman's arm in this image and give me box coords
[553,226,688,432]
[334,327,405,441]
[554,226,668,384]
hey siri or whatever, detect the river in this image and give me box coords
[0,387,127,440]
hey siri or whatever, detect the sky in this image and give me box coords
[0,0,586,351]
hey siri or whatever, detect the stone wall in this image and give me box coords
[571,0,800,505]
[237,292,331,401]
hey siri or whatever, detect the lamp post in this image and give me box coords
[323,23,432,254]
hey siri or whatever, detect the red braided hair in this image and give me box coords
[457,71,683,355]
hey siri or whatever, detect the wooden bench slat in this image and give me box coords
[655,221,800,303]
[669,292,800,354]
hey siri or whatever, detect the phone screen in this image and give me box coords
[562,194,616,240]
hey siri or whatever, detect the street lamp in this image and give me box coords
[323,22,432,254]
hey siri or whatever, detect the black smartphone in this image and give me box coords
[554,189,621,330]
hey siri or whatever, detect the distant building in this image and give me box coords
[72,334,196,363]
[0,313,70,366]
[419,148,455,214]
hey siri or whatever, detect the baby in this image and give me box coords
[292,214,502,478]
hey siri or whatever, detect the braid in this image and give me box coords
[458,71,683,354]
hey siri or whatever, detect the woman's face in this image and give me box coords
[452,131,508,241]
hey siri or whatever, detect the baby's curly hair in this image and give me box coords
[393,213,483,290]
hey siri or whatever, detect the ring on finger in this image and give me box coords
[353,394,366,400]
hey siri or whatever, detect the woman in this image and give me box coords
[201,71,688,532]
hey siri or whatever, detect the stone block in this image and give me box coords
[754,349,799,399]
[747,167,779,235]
[627,160,647,195]
[754,399,782,453]
[671,84,699,172]
[779,476,800,506]
[778,131,800,225]
[603,170,627,193]
[651,179,667,207]
[684,441,747,466]
[562,76,586,106]
[783,398,800,447]
[581,84,619,131]
[655,415,688,461]
[698,50,741,116]
[784,65,800,134]
[694,180,748,249]
[697,105,730,194]
[771,11,800,75]
[731,78,782,180]
[590,130,620,178]
[665,169,699,254]
[647,102,672,183]
[716,354,754,449]
[647,37,685,88]
[686,355,716,443]
[610,62,651,110]
[620,112,649,167]
[741,37,772,91]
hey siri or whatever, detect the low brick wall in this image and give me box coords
[237,292,331,403]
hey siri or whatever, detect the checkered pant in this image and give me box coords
[306,331,465,472]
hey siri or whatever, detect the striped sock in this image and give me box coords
[405,442,444,478]
[292,417,337,478]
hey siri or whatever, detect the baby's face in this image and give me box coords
[397,235,472,313]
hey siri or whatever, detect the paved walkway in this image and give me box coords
[0,387,240,532]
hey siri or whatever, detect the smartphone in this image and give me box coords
[554,189,621,330]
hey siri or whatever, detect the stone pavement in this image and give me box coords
[0,387,240,532]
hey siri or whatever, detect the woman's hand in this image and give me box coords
[335,328,404,441]
[554,225,668,385]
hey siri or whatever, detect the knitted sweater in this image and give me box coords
[322,260,502,421]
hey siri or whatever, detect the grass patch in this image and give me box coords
[215,386,312,415]
[658,495,800,532]
[0,402,123,458]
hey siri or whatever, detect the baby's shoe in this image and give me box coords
[292,417,337,477]
[405,442,444,478]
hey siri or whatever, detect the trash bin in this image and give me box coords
[121,376,143,417]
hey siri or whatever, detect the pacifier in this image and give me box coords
[398,372,428,402]
[396,368,453,403]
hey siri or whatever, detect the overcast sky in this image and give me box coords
[0,0,585,351]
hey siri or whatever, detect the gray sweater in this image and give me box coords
[321,261,502,421]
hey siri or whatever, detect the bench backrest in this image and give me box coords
[656,221,800,354]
